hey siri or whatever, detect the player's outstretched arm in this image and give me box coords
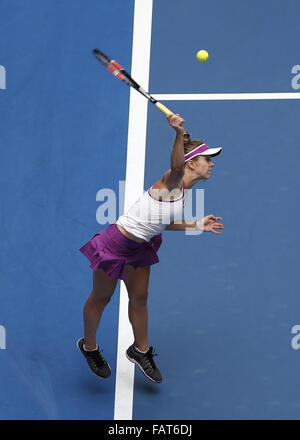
[165,216,224,234]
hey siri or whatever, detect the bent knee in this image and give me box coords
[91,288,113,306]
[128,290,149,306]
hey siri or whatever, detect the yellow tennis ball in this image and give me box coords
[196,50,209,62]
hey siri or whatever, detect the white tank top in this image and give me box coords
[116,184,188,242]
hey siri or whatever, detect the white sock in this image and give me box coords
[134,345,148,354]
[83,343,98,352]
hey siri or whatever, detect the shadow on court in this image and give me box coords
[135,373,163,395]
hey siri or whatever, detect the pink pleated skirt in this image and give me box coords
[79,223,162,280]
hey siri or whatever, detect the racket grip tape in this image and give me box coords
[155,102,174,116]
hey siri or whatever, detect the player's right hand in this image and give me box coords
[167,113,185,134]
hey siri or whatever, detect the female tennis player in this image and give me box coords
[78,114,223,383]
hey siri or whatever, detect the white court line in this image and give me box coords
[114,0,153,421]
[153,92,300,100]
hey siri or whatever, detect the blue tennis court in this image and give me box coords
[1,0,300,421]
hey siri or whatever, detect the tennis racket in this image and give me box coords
[93,48,174,117]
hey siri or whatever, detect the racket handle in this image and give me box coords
[155,102,174,117]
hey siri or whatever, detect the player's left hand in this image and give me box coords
[196,215,224,234]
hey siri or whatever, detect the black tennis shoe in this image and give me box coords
[126,344,162,383]
[77,337,111,378]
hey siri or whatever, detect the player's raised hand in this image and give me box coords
[167,113,185,134]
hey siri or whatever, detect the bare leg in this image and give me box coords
[124,265,151,352]
[83,268,118,350]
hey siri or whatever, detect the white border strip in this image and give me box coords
[114,0,153,421]
[152,92,300,100]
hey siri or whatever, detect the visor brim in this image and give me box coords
[200,147,222,157]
